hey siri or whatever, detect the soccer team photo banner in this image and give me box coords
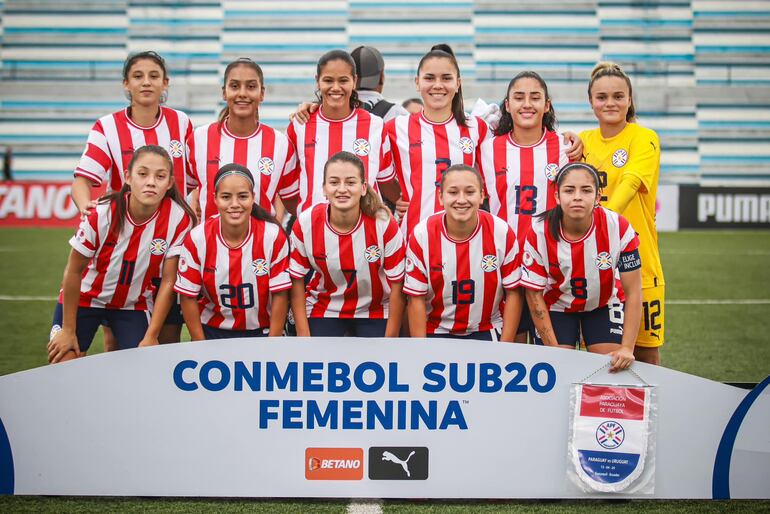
[0,339,768,498]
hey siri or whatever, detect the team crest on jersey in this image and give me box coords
[149,238,168,256]
[544,163,559,181]
[364,245,382,263]
[480,254,499,272]
[252,258,269,276]
[458,137,475,154]
[178,256,188,273]
[352,138,371,156]
[523,251,534,267]
[405,257,415,273]
[168,140,184,158]
[612,149,628,168]
[595,252,613,270]
[258,157,274,176]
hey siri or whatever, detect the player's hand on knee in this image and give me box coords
[609,346,635,372]
[47,329,81,364]
[289,102,318,125]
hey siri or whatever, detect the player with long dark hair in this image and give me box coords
[521,163,642,372]
[175,164,290,339]
[48,145,195,362]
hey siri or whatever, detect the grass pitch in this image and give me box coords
[0,228,768,512]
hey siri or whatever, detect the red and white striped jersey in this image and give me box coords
[285,108,394,213]
[403,210,520,335]
[520,206,640,312]
[174,216,291,331]
[74,107,193,194]
[385,112,491,236]
[70,195,192,311]
[478,130,569,247]
[289,202,405,319]
[186,121,297,220]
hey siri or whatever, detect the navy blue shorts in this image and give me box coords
[427,329,499,342]
[202,325,268,340]
[51,303,149,352]
[308,317,388,337]
[518,308,533,335]
[532,304,624,346]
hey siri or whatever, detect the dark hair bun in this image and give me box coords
[430,43,455,56]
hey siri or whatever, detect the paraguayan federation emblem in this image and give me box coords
[252,258,269,276]
[596,421,625,450]
[364,245,382,263]
[352,138,371,157]
[149,238,168,256]
[612,149,628,168]
[459,137,475,154]
[544,163,559,181]
[480,254,499,272]
[257,157,275,176]
[168,140,184,158]
[595,252,613,270]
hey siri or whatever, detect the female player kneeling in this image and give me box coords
[48,145,195,363]
[175,164,290,340]
[289,151,406,337]
[521,162,642,372]
[404,164,523,341]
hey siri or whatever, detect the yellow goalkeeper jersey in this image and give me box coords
[580,122,665,288]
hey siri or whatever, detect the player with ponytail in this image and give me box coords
[521,163,642,372]
[289,151,406,337]
[580,61,665,365]
[175,164,290,340]
[386,44,492,236]
[187,58,297,222]
[48,145,195,362]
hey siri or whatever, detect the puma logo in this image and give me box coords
[381,450,415,477]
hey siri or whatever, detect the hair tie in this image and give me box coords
[214,168,255,190]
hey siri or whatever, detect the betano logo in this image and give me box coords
[305,448,364,480]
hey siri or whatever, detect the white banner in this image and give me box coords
[0,338,767,498]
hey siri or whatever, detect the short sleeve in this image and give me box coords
[519,226,547,291]
[74,120,112,186]
[69,209,100,258]
[402,233,429,296]
[288,220,310,279]
[382,216,405,282]
[174,236,203,297]
[279,123,301,199]
[499,225,521,289]
[268,227,292,292]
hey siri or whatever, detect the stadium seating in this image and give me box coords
[0,0,767,183]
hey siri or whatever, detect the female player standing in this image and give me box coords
[477,72,571,341]
[289,151,406,337]
[385,44,491,237]
[72,51,193,216]
[580,62,664,365]
[521,163,642,372]
[187,58,297,221]
[69,51,194,348]
[478,71,571,248]
[175,164,290,340]
[47,146,195,363]
[404,164,522,341]
[285,50,398,215]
